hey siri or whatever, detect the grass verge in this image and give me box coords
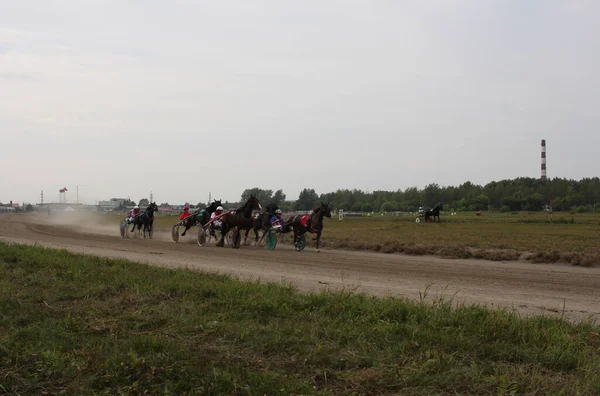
[2,242,599,394]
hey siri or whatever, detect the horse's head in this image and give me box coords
[208,199,222,213]
[249,195,262,211]
[146,202,158,215]
[321,202,332,219]
[266,203,279,214]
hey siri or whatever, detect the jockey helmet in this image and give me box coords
[216,206,223,211]
[134,205,139,209]
[275,209,282,215]
[184,205,189,211]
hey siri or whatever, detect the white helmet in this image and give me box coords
[216,206,223,211]
[275,209,282,214]
[134,205,139,209]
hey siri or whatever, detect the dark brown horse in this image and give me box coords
[285,202,332,251]
[424,204,443,222]
[252,203,279,246]
[180,199,222,237]
[217,195,262,248]
[131,202,159,238]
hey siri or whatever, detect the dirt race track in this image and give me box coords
[1,213,600,322]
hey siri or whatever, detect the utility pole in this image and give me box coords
[208,192,211,204]
[40,190,44,206]
[150,190,154,203]
[76,185,79,204]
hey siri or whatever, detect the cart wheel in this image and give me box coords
[295,234,306,251]
[171,225,179,243]
[197,228,211,247]
[415,218,420,223]
[266,230,278,250]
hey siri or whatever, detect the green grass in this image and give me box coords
[317,212,600,265]
[1,242,600,395]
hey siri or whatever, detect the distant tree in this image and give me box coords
[381,201,397,212]
[160,202,170,207]
[278,201,294,212]
[25,204,33,212]
[361,203,373,212]
[297,189,319,210]
[241,188,273,205]
[138,198,149,207]
[472,195,490,211]
[271,189,286,206]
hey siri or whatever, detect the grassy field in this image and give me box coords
[1,242,600,394]
[99,211,600,264]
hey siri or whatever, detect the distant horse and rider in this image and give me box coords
[251,203,281,246]
[130,202,159,238]
[179,199,222,237]
[285,202,332,251]
[217,195,262,248]
[424,203,443,223]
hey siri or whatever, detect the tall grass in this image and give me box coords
[1,242,599,394]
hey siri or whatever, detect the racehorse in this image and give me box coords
[285,202,332,251]
[251,203,279,245]
[180,199,222,237]
[131,202,159,238]
[217,195,262,248]
[424,204,443,222]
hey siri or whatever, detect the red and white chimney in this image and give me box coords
[541,139,547,180]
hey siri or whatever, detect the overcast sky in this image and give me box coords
[1,0,599,205]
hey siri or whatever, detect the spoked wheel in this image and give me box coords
[197,227,211,247]
[171,225,179,243]
[231,228,242,249]
[266,230,278,250]
[120,221,127,238]
[295,234,306,251]
[415,218,421,223]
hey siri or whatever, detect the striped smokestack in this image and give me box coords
[541,139,547,180]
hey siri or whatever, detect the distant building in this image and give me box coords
[99,198,127,211]
[0,201,18,213]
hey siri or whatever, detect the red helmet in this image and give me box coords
[184,205,189,211]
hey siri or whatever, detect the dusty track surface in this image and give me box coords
[1,213,600,322]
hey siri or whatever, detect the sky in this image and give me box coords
[1,0,599,205]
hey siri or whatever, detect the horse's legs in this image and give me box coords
[243,229,250,246]
[217,224,227,247]
[316,231,321,252]
[254,227,260,244]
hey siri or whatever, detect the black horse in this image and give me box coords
[131,202,159,238]
[252,203,280,245]
[180,199,222,237]
[217,195,261,248]
[424,204,443,222]
[285,202,332,251]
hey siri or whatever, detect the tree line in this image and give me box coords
[136,177,599,213]
[222,178,600,213]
